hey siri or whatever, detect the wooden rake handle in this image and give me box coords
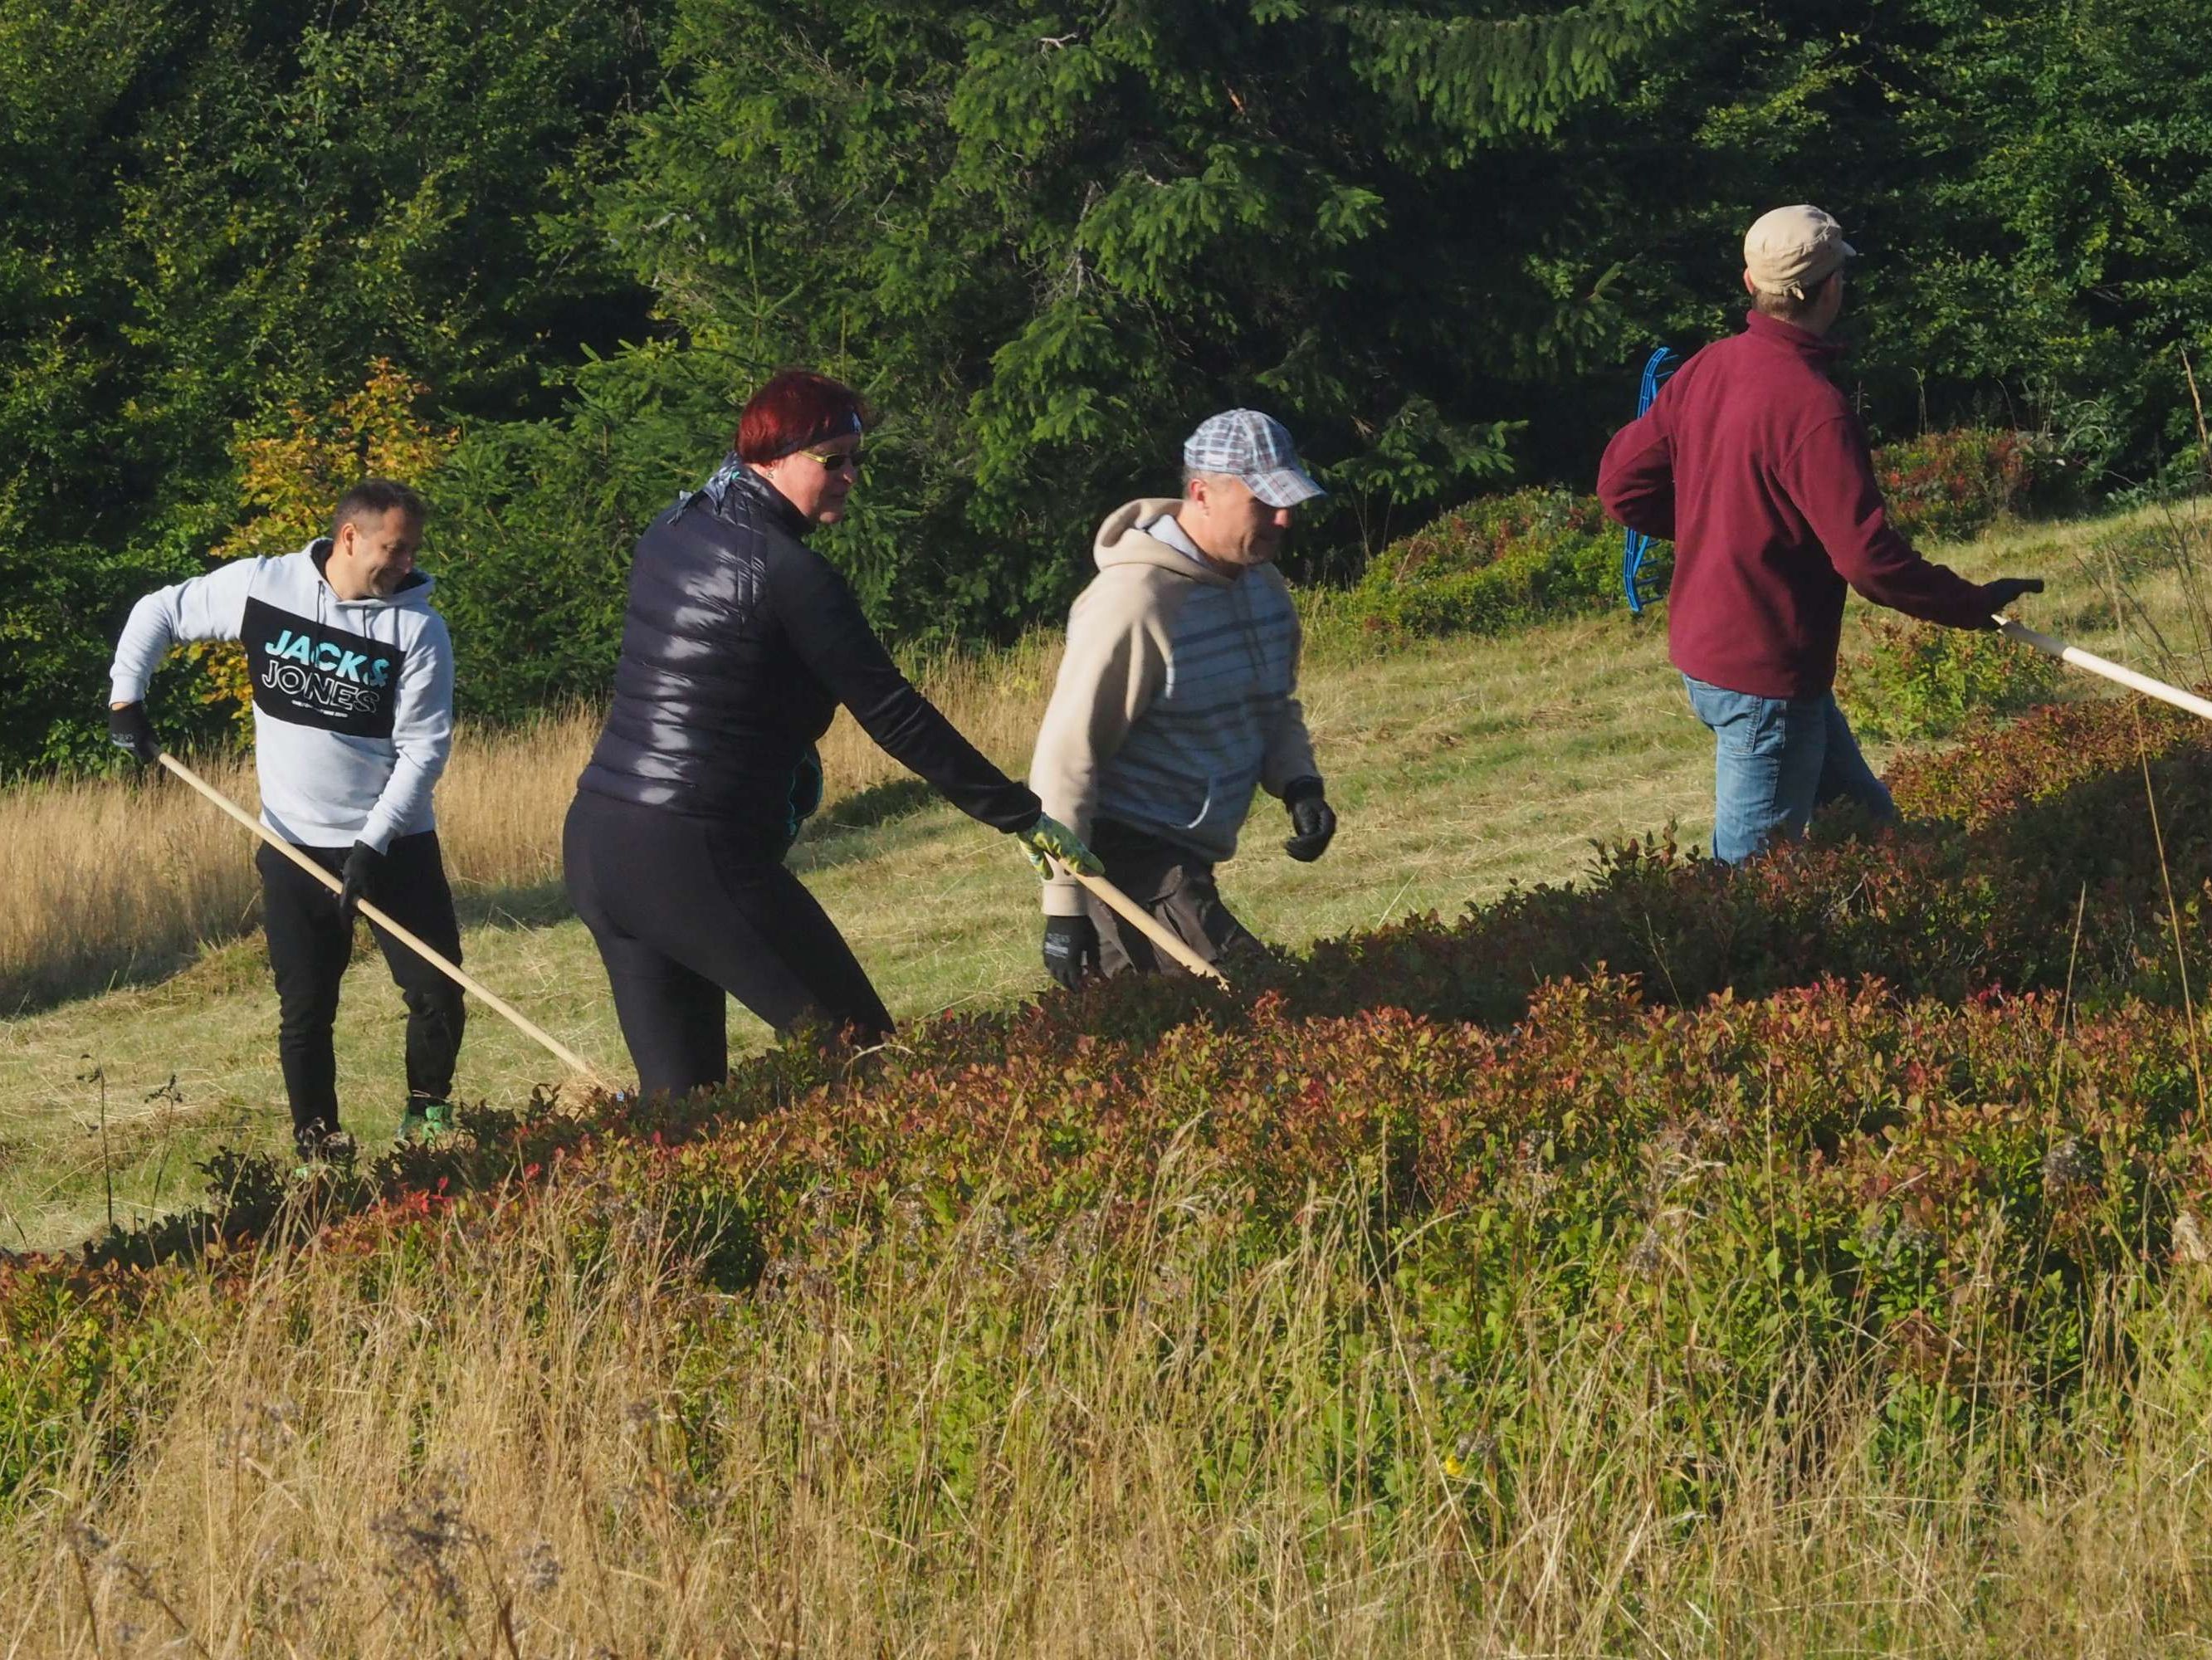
[157,752,617,1092]
[1053,860,1233,987]
[1995,615,2212,723]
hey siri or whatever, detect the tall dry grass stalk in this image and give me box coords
[816,632,1062,808]
[1,752,266,1016]
[1,636,1063,1013]
[10,1172,2212,1655]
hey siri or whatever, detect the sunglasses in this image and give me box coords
[798,448,864,474]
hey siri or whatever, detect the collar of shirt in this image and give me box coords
[1742,308,1848,367]
[692,453,809,539]
[1144,510,1213,569]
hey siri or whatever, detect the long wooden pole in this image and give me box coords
[157,752,617,1091]
[1995,615,2212,723]
[1053,860,1233,986]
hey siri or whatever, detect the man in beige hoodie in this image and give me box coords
[1028,409,1337,988]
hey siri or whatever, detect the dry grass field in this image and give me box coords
[0,637,1067,1017]
[13,1165,2212,1657]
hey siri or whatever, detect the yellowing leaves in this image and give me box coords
[189,361,457,730]
[215,359,456,561]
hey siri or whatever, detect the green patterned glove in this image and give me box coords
[1016,813,1104,879]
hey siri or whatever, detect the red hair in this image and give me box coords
[735,369,872,462]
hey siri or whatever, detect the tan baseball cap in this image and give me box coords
[1743,204,1856,299]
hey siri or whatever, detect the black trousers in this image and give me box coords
[257,831,466,1140]
[1084,818,1262,978]
[564,790,894,1100]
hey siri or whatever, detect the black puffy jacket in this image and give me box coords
[576,461,1040,850]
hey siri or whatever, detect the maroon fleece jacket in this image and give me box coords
[1597,311,1999,700]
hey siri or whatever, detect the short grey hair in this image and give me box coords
[1751,269,1836,325]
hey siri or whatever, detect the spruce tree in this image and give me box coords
[598,0,1695,636]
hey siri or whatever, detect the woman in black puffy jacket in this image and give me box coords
[564,369,1096,1097]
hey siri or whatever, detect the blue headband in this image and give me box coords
[776,408,864,458]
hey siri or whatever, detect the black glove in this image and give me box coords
[1983,577,2046,617]
[1282,777,1336,862]
[1041,913,1101,991]
[339,840,385,920]
[106,701,161,766]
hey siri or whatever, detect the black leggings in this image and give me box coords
[257,830,466,1140]
[564,790,893,1099]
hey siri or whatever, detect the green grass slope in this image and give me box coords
[1,502,2200,1250]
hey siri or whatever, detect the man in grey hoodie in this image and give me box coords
[1028,410,1339,988]
[107,480,464,1158]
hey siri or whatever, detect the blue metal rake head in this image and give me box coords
[1623,344,1680,616]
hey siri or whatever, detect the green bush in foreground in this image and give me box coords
[9,965,2212,1648]
[1836,616,2064,742]
[7,688,2212,1443]
[22,1140,2212,1653]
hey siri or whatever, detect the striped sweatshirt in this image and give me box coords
[1029,498,1319,919]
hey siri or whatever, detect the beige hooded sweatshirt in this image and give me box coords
[1028,498,1319,918]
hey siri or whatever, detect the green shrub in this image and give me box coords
[0,1262,204,1509]
[1336,429,2054,655]
[16,969,2210,1515]
[1835,617,2064,742]
[1873,428,2053,544]
[1346,486,1657,643]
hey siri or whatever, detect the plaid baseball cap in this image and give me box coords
[1183,409,1326,508]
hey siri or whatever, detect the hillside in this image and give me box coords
[7,497,2212,1652]
[1,502,2197,1250]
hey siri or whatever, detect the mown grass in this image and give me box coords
[0,500,2199,1250]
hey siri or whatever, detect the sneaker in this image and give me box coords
[291,1125,356,1179]
[398,1098,455,1145]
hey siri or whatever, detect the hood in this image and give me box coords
[306,537,437,609]
[1091,498,1233,586]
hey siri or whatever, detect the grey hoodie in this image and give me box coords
[110,540,454,851]
[1028,498,1318,917]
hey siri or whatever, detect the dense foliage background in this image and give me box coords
[7,0,2210,771]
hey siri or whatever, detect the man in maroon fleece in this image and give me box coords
[1598,204,2044,862]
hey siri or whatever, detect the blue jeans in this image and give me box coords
[1681,674,1895,864]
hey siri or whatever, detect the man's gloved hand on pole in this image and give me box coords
[1984,576,2046,616]
[339,840,385,920]
[106,701,161,767]
[1016,812,1104,879]
[1282,776,1336,862]
[1041,913,1101,990]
